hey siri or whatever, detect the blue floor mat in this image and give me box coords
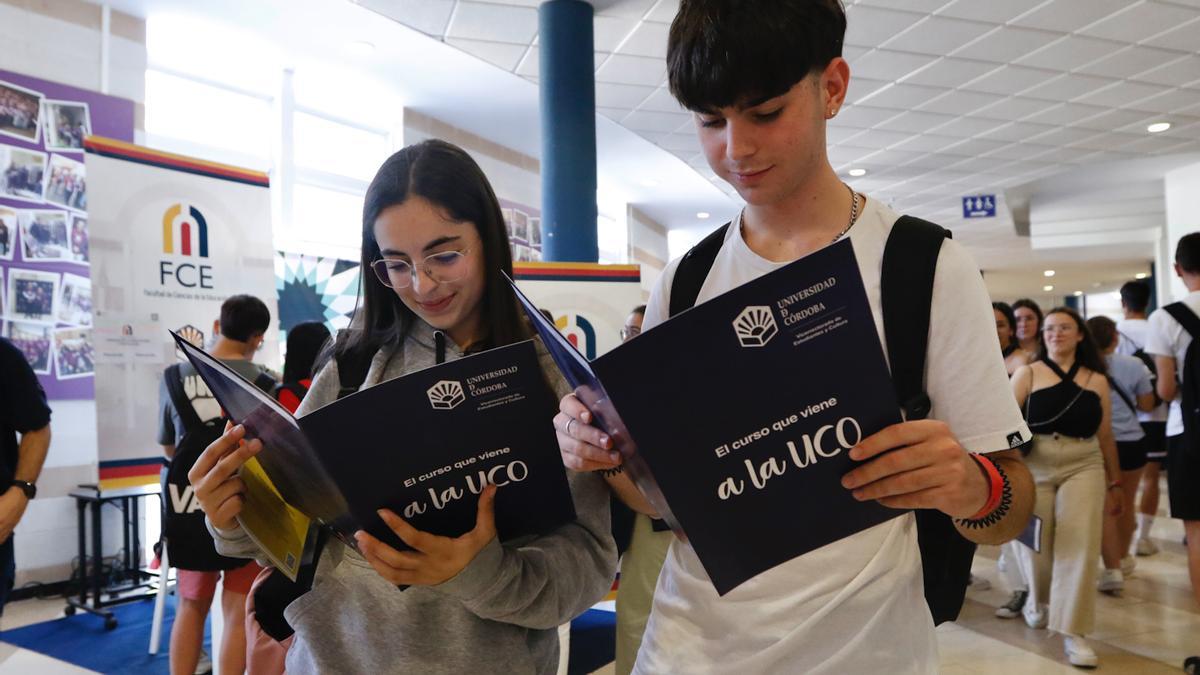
[0,598,209,675]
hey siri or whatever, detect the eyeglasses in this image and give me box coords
[620,325,641,340]
[370,249,471,289]
[1042,324,1075,335]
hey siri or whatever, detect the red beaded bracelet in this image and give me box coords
[966,453,1004,521]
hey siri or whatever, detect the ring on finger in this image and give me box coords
[566,417,577,436]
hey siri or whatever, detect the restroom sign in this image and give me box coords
[962,195,996,218]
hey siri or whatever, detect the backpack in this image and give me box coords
[162,362,276,571]
[1163,302,1200,457]
[1119,330,1164,407]
[670,215,975,625]
[252,344,374,642]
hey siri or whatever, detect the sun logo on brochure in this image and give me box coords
[427,380,466,410]
[733,306,779,347]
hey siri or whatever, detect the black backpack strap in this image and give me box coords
[881,216,950,421]
[1165,302,1200,340]
[1105,374,1138,415]
[253,370,277,393]
[164,363,204,432]
[669,223,731,318]
[335,343,374,399]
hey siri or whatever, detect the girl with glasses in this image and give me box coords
[1009,307,1124,668]
[188,139,616,674]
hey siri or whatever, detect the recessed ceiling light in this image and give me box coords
[1135,272,1148,279]
[346,40,375,54]
[848,168,867,177]
[1043,270,1055,277]
[1043,285,1054,292]
[1147,122,1172,133]
[697,212,710,219]
[1073,291,1083,297]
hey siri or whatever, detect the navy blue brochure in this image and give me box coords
[511,238,904,595]
[170,333,575,553]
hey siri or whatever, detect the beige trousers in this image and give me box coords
[614,514,673,675]
[1016,432,1105,636]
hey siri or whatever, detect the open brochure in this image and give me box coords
[171,333,576,581]
[510,238,905,595]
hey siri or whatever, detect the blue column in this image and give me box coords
[538,0,598,262]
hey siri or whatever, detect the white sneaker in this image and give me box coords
[1064,635,1098,668]
[1135,537,1159,556]
[194,649,212,675]
[1097,568,1123,594]
[968,574,991,591]
[1120,555,1136,576]
[1023,601,1048,629]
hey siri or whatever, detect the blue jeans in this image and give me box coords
[0,535,15,615]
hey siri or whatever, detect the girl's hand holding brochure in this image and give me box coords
[190,422,263,530]
[555,393,618,472]
[354,484,499,586]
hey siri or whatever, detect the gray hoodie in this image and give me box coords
[209,321,616,674]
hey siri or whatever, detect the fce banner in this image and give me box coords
[85,138,278,488]
[513,262,642,359]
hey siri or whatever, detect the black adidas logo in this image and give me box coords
[1007,432,1024,448]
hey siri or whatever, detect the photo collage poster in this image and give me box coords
[501,198,543,263]
[0,68,135,398]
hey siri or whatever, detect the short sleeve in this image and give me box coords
[1132,359,1154,396]
[0,339,51,433]
[640,256,683,335]
[924,240,1031,453]
[1145,309,1180,360]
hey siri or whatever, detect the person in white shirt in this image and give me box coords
[1117,279,1170,556]
[1144,233,1200,675]
[553,1,1035,672]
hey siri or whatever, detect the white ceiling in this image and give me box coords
[362,0,1200,297]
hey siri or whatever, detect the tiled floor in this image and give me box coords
[1,518,1193,673]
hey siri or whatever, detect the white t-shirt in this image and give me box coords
[632,197,1031,675]
[1117,318,1168,423]
[1145,290,1200,438]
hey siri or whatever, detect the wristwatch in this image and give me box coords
[11,480,36,500]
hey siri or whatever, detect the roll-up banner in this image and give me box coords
[513,262,642,359]
[84,137,278,488]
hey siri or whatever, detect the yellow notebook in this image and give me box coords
[236,456,311,581]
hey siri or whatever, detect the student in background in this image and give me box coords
[274,321,331,413]
[994,301,1030,376]
[1087,315,1155,594]
[1116,280,1170,556]
[189,140,616,675]
[1013,298,1045,360]
[991,301,1030,619]
[613,304,674,675]
[1145,233,1200,675]
[159,295,278,675]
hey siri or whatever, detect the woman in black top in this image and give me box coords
[1010,307,1123,668]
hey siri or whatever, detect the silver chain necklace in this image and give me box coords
[829,183,861,244]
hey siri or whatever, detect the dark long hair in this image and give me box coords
[992,301,1017,348]
[1038,307,1107,375]
[283,321,331,383]
[333,139,529,364]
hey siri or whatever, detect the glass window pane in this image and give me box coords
[291,182,363,252]
[145,70,272,162]
[293,112,389,183]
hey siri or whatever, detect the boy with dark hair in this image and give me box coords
[1145,233,1200,674]
[556,1,1035,671]
[159,294,277,675]
[1117,279,1169,555]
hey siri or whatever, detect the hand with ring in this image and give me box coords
[555,393,621,472]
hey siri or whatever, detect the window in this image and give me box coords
[144,69,273,167]
[293,111,390,184]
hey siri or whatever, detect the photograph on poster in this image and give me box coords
[0,206,16,260]
[6,267,58,323]
[69,214,88,263]
[54,327,94,379]
[530,217,541,247]
[502,208,515,240]
[43,153,86,212]
[41,100,91,151]
[18,210,70,261]
[58,273,91,326]
[512,209,529,243]
[0,80,43,144]
[5,321,52,374]
[0,146,47,202]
